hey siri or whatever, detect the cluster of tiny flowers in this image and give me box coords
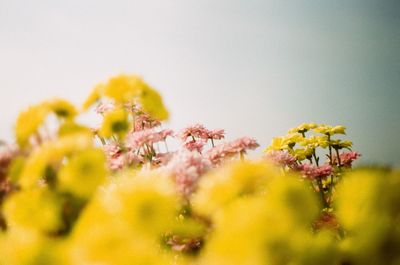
[206,137,259,165]
[265,123,361,208]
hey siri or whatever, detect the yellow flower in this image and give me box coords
[329,139,352,149]
[82,83,105,110]
[292,147,314,161]
[288,123,317,134]
[192,161,276,217]
[0,228,58,265]
[140,85,169,120]
[300,135,329,149]
[58,148,108,199]
[57,120,92,137]
[265,137,285,152]
[14,103,49,147]
[18,133,93,189]
[103,74,143,103]
[198,196,270,265]
[99,108,129,138]
[265,133,303,152]
[265,176,320,227]
[314,125,346,135]
[3,188,62,232]
[108,173,177,236]
[45,98,77,119]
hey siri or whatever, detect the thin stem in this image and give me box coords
[335,148,342,167]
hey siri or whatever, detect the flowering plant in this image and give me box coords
[0,74,398,265]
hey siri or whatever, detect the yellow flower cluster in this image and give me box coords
[266,123,352,161]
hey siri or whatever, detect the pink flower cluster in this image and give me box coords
[179,124,225,142]
[133,113,161,131]
[206,137,259,165]
[166,150,211,197]
[264,150,297,169]
[125,129,173,150]
[332,151,361,167]
[299,164,333,180]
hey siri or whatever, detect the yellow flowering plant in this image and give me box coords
[0,75,398,265]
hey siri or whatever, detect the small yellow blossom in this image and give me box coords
[300,135,329,149]
[329,139,352,149]
[314,125,346,135]
[288,123,317,134]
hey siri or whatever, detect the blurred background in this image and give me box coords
[0,0,399,166]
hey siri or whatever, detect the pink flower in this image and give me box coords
[183,140,206,153]
[108,154,126,171]
[178,124,209,141]
[95,102,114,114]
[134,113,161,131]
[332,151,361,167]
[207,129,225,140]
[103,142,121,157]
[206,137,259,165]
[126,129,173,150]
[300,164,333,179]
[166,150,211,197]
[264,150,297,168]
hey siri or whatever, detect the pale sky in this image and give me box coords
[0,0,399,165]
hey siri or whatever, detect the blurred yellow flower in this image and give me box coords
[45,98,77,119]
[99,108,129,138]
[140,85,169,120]
[192,161,276,217]
[18,133,93,188]
[14,103,49,147]
[58,148,108,199]
[82,83,105,110]
[3,188,62,232]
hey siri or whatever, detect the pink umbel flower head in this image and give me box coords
[178,124,209,141]
[125,129,174,151]
[134,113,161,131]
[103,142,126,171]
[183,140,206,153]
[166,149,211,197]
[207,129,225,140]
[332,151,361,167]
[206,137,259,165]
[264,150,297,169]
[300,164,333,180]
